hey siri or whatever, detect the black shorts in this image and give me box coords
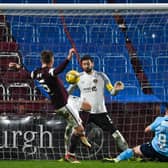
[140,142,168,162]
[79,111,117,134]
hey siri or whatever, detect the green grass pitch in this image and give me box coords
[0,160,167,168]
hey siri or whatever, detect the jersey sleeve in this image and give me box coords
[149,117,163,131]
[49,59,69,77]
[100,72,114,92]
[67,84,78,95]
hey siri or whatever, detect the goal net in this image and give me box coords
[0,4,168,160]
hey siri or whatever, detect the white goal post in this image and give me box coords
[0,3,168,10]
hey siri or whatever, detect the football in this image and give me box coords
[66,70,80,84]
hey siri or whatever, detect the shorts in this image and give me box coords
[55,96,82,127]
[68,95,82,111]
[140,142,168,162]
[80,112,117,134]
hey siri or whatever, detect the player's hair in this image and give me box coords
[80,55,94,63]
[41,50,54,64]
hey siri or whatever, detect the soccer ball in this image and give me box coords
[66,70,80,84]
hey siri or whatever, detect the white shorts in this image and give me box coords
[68,95,82,111]
[55,95,82,127]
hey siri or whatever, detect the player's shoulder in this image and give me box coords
[96,71,105,76]
[31,67,41,78]
[79,71,86,78]
[95,71,108,79]
[79,71,85,76]
[155,116,164,121]
[153,116,164,125]
[31,67,48,78]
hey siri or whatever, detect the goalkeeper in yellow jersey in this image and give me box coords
[66,55,128,161]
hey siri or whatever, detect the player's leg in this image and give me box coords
[109,148,134,163]
[111,142,168,162]
[113,142,167,162]
[64,121,74,155]
[65,101,91,162]
[64,110,90,161]
[112,130,128,151]
[65,102,91,148]
[64,100,91,163]
[138,142,168,161]
[56,108,83,163]
[67,96,91,146]
[57,122,73,162]
[56,98,91,162]
[91,113,128,151]
[134,145,143,156]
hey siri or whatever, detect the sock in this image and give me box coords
[116,148,134,161]
[64,124,73,154]
[112,130,128,151]
[69,133,80,154]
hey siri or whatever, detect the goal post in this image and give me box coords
[0,4,168,160]
[0,3,168,10]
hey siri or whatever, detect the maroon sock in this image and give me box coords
[69,134,80,153]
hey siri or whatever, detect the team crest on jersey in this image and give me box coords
[93,79,98,83]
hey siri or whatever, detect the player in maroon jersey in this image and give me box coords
[9,48,91,161]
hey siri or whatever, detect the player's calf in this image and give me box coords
[112,130,128,151]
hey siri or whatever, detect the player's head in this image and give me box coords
[80,55,94,73]
[41,50,54,67]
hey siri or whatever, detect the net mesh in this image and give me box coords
[0,6,167,160]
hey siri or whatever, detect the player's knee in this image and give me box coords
[133,145,143,156]
[80,101,91,111]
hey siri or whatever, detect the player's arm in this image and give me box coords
[8,62,31,79]
[101,72,124,96]
[144,125,151,133]
[67,84,78,95]
[144,117,161,133]
[51,48,76,76]
[8,63,50,99]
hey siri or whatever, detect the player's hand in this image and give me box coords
[9,62,21,69]
[67,48,77,60]
[114,81,124,91]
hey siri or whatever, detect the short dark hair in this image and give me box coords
[80,55,94,63]
[41,50,54,64]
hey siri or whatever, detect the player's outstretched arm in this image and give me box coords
[9,62,22,70]
[110,81,124,96]
[114,81,125,91]
[67,48,77,60]
[144,125,151,133]
[102,72,124,96]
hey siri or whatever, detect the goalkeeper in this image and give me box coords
[65,55,128,161]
